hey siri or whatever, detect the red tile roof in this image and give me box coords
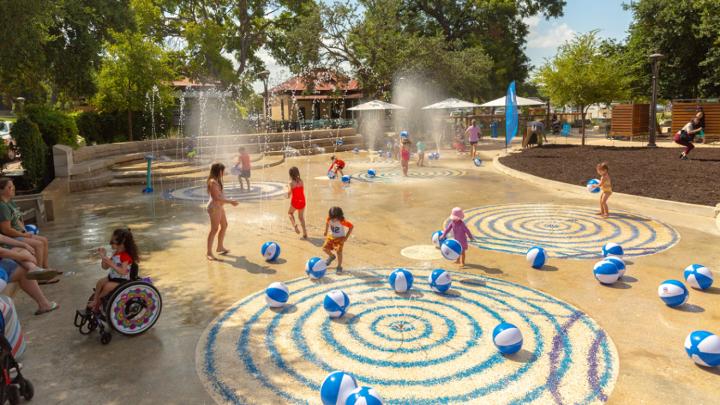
[271,70,361,93]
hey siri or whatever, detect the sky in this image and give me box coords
[254,0,635,92]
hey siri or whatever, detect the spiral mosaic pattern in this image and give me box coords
[460,204,679,259]
[354,168,467,182]
[197,268,618,404]
[163,182,287,202]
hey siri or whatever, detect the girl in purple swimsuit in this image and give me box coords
[440,207,475,267]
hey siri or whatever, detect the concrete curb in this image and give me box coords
[493,154,718,219]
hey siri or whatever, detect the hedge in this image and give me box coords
[25,105,79,148]
[11,117,47,189]
[74,109,174,145]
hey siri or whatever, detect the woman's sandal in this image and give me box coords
[35,302,59,316]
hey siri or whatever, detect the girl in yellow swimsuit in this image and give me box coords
[596,162,612,218]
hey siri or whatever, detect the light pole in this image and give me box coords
[648,53,665,147]
[258,70,270,131]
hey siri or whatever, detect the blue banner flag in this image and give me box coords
[505,81,518,147]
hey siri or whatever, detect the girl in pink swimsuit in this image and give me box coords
[440,207,475,267]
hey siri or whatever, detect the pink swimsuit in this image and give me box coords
[442,220,474,250]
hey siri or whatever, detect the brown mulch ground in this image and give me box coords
[499,145,720,206]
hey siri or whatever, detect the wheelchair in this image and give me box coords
[0,335,33,405]
[74,264,162,344]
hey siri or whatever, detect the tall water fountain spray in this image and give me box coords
[391,75,445,150]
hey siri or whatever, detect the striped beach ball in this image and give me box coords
[440,239,463,261]
[604,256,626,278]
[24,224,39,235]
[658,279,689,307]
[431,230,443,248]
[586,179,600,193]
[353,147,359,153]
[341,175,351,183]
[684,264,713,290]
[265,282,289,308]
[323,290,350,318]
[685,330,720,367]
[428,269,452,293]
[320,371,358,405]
[602,243,624,257]
[346,386,383,405]
[493,322,523,355]
[306,257,327,279]
[473,157,482,167]
[336,138,344,146]
[328,170,336,179]
[526,246,546,269]
[593,260,620,285]
[261,241,281,262]
[0,269,8,292]
[367,169,376,178]
[389,268,414,293]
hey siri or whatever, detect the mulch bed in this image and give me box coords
[499,145,720,206]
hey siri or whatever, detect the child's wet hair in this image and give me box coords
[289,166,301,182]
[239,146,246,153]
[597,162,609,172]
[328,206,344,221]
[330,155,336,161]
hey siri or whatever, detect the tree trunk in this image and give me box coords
[127,110,133,141]
[580,105,585,146]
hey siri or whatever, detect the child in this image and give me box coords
[596,162,612,218]
[416,140,426,167]
[400,141,410,176]
[89,228,139,313]
[323,207,353,273]
[440,207,475,267]
[287,167,307,238]
[233,147,251,191]
[329,155,346,178]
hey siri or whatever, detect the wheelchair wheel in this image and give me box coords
[20,378,33,401]
[104,281,162,336]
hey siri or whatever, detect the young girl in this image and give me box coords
[323,207,353,273]
[206,163,238,260]
[440,207,475,267]
[329,156,346,178]
[416,140,426,167]
[89,228,139,313]
[288,167,307,238]
[232,147,252,191]
[596,162,612,218]
[400,142,410,176]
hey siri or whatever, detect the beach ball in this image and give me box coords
[265,282,289,308]
[685,331,720,367]
[428,269,452,293]
[389,268,414,293]
[434,153,441,160]
[261,241,281,262]
[336,138,344,146]
[346,387,383,405]
[341,175,351,183]
[658,279,689,307]
[24,224,39,234]
[526,246,546,269]
[320,371,358,405]
[473,157,482,167]
[493,322,523,355]
[0,269,8,292]
[602,243,624,258]
[440,239,463,261]
[328,170,336,179]
[400,130,409,139]
[353,147,359,154]
[586,179,600,193]
[593,260,620,285]
[684,264,713,290]
[431,230,443,248]
[323,290,350,318]
[306,257,327,279]
[604,256,626,278]
[367,169,376,178]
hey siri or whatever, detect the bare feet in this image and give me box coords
[602,214,609,218]
[293,224,301,234]
[302,234,308,239]
[595,212,603,215]
[207,253,218,261]
[216,248,230,255]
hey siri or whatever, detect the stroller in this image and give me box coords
[0,310,33,405]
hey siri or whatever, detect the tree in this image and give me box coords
[11,118,48,189]
[535,32,629,145]
[94,30,175,140]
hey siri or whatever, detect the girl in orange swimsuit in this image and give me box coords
[287,167,307,238]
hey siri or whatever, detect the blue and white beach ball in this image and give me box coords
[428,269,452,293]
[0,269,8,292]
[24,224,39,235]
[685,330,720,367]
[320,371,358,405]
[526,246,546,269]
[336,138,344,146]
[434,153,440,160]
[604,256,626,278]
[602,243,624,258]
[400,130,409,139]
[684,264,713,290]
[346,386,383,405]
[306,257,327,279]
[341,175,351,183]
[593,260,620,285]
[261,241,281,262]
[431,230,443,248]
[440,239,463,261]
[493,322,523,355]
[265,282,289,308]
[367,169,376,178]
[328,170,336,179]
[323,290,350,318]
[389,268,414,293]
[658,279,689,307]
[586,179,600,193]
[353,147,359,154]
[473,157,482,167]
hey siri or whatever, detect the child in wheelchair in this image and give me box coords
[88,228,139,313]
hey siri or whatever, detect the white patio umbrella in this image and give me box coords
[421,98,483,110]
[348,100,405,111]
[479,96,546,107]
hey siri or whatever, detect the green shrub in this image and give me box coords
[25,105,79,148]
[11,117,47,189]
[74,109,174,145]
